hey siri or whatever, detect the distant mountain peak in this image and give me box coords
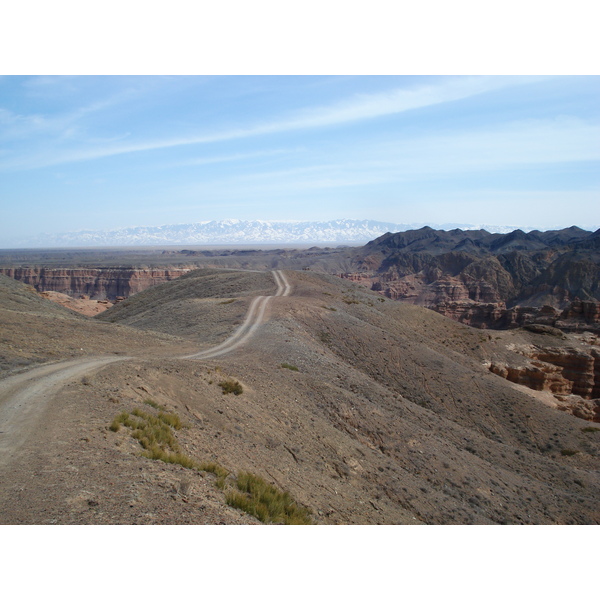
[5,219,595,249]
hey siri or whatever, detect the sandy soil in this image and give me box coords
[39,291,112,316]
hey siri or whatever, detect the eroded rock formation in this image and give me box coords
[430,300,600,333]
[337,226,600,333]
[0,267,190,300]
[489,344,600,421]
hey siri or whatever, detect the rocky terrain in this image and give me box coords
[0,269,598,525]
[3,227,599,334]
[0,266,190,301]
[335,226,600,333]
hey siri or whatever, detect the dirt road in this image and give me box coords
[0,356,128,467]
[183,269,292,359]
[0,270,291,468]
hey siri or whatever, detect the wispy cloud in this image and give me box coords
[150,115,600,209]
[363,117,600,174]
[164,148,299,169]
[271,76,543,130]
[1,76,547,171]
[0,87,137,143]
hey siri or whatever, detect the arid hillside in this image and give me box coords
[2,227,599,335]
[0,269,599,524]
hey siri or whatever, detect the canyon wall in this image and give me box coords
[340,273,600,334]
[489,345,600,422]
[430,299,600,334]
[335,226,600,333]
[0,267,190,300]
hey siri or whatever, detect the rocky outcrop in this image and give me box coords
[557,300,600,329]
[534,347,600,398]
[489,345,600,421]
[428,299,600,333]
[0,267,190,300]
[489,361,573,395]
[432,301,508,329]
[555,396,600,422]
[336,226,600,333]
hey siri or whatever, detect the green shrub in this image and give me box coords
[110,408,310,523]
[198,462,229,489]
[280,363,299,372]
[219,379,243,395]
[157,411,184,429]
[143,447,199,469]
[581,426,600,433]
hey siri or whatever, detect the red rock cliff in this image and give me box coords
[0,267,190,300]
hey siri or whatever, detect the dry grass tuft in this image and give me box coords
[110,407,309,524]
[226,471,311,525]
[110,407,193,468]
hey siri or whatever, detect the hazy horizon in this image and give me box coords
[1,75,599,247]
[4,218,599,250]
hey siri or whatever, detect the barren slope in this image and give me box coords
[1,270,598,524]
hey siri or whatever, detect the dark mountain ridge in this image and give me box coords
[342,226,600,332]
[367,225,595,255]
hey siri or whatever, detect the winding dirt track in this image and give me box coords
[183,269,291,359]
[0,356,128,466]
[0,270,291,468]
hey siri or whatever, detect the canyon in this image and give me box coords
[488,335,600,422]
[2,226,599,424]
[0,266,190,301]
[337,226,600,333]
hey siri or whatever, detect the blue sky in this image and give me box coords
[1,75,599,244]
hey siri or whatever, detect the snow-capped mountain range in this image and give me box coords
[7,219,552,248]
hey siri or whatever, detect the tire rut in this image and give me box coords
[0,270,292,466]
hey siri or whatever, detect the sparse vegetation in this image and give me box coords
[280,363,299,372]
[143,398,165,410]
[561,448,579,456]
[108,406,308,524]
[218,378,243,395]
[219,298,236,304]
[319,331,331,344]
[581,426,600,433]
[322,306,337,311]
[109,407,193,468]
[225,471,311,524]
